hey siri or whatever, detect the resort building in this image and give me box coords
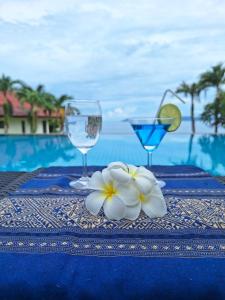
[0,93,61,134]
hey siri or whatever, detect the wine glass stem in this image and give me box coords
[82,153,88,178]
[147,152,153,169]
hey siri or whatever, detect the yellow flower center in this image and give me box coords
[130,170,137,178]
[139,193,146,203]
[102,183,118,200]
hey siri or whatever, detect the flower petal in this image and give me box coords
[125,203,141,220]
[88,171,105,190]
[108,161,128,171]
[85,191,105,215]
[137,166,156,181]
[142,185,167,218]
[127,164,138,174]
[135,176,154,194]
[117,183,139,206]
[103,196,126,220]
[102,168,113,184]
[110,168,131,184]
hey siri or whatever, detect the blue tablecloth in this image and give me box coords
[0,166,225,299]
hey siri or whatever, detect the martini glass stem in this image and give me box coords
[82,153,88,177]
[147,152,153,169]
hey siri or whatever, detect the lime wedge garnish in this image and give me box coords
[158,103,182,132]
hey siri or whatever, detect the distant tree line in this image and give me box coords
[176,63,225,134]
[1,64,225,135]
[0,75,73,134]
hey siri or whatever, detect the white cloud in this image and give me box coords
[0,0,225,117]
[0,0,225,26]
[0,0,79,25]
[78,2,122,18]
[106,106,137,120]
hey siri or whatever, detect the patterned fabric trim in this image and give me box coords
[2,194,223,232]
[13,186,225,198]
[0,235,224,257]
[164,189,225,196]
[37,171,209,178]
[0,193,224,257]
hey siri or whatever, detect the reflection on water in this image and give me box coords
[198,135,225,173]
[0,134,225,175]
[0,135,75,171]
[167,134,225,175]
[170,134,199,168]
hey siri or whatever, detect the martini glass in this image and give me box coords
[129,117,174,187]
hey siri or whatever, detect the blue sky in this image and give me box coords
[0,0,225,120]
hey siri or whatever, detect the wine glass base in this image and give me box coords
[156,180,166,188]
[69,177,90,189]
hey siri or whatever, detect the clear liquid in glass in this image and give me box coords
[67,115,102,154]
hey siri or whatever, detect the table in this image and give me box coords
[0,166,224,300]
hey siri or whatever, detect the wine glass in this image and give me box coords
[128,117,174,187]
[65,100,102,188]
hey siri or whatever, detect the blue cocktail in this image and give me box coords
[129,118,173,187]
[132,123,170,152]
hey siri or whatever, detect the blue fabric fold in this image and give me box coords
[21,165,225,190]
[0,254,224,300]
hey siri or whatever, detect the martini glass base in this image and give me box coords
[69,177,90,189]
[156,180,166,188]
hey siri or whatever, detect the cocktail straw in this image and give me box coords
[155,89,185,121]
[124,89,185,124]
[144,89,185,146]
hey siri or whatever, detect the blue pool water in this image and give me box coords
[0,133,225,176]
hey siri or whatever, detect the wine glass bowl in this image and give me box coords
[65,100,102,188]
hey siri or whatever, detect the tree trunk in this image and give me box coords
[191,96,195,134]
[215,123,218,134]
[3,92,9,134]
[59,108,64,132]
[214,101,219,134]
[30,107,37,134]
[4,126,8,134]
[187,134,194,163]
[214,87,220,134]
[4,120,8,135]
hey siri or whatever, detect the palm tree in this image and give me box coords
[201,91,225,130]
[200,63,225,133]
[54,94,73,111]
[53,94,73,131]
[17,85,46,133]
[42,92,55,117]
[0,74,24,133]
[176,82,202,134]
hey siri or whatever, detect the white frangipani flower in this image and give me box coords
[125,184,167,220]
[85,169,139,221]
[108,162,156,194]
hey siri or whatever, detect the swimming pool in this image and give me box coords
[0,133,225,176]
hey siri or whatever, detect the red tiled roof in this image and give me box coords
[0,92,60,118]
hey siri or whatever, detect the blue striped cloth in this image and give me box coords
[0,165,224,299]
